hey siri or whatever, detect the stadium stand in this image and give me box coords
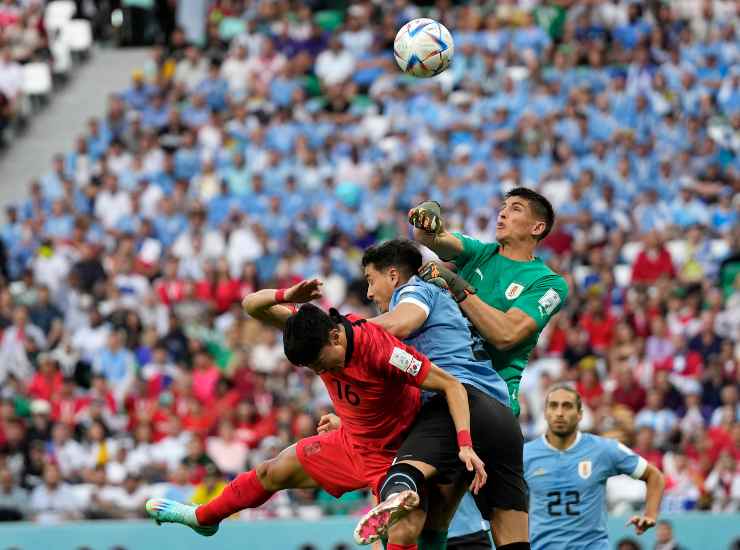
[0,1,95,146]
[0,0,738,526]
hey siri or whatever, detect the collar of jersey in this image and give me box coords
[396,275,421,291]
[542,430,582,452]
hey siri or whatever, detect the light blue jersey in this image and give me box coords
[390,277,510,407]
[524,432,648,550]
[390,277,508,540]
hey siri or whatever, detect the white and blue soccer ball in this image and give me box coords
[393,18,454,78]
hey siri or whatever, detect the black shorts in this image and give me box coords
[447,530,493,549]
[395,385,528,515]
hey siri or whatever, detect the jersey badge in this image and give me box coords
[537,288,561,317]
[578,460,592,479]
[532,467,546,477]
[504,282,524,300]
[390,347,422,376]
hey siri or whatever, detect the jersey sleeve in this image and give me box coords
[363,323,432,386]
[603,438,648,480]
[393,282,434,320]
[451,232,487,270]
[510,274,569,330]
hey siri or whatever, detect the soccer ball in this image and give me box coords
[393,18,454,78]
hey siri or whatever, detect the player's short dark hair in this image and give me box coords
[361,239,423,278]
[545,384,582,411]
[283,303,337,366]
[504,187,555,241]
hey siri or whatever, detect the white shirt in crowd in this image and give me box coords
[29,483,81,522]
[315,48,355,86]
[94,188,132,229]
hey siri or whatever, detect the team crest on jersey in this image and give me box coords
[505,283,524,300]
[578,460,592,479]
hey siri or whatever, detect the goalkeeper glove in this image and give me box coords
[419,261,476,303]
[408,200,444,234]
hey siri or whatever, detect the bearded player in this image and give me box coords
[525,385,664,549]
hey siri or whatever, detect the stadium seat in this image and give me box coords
[710,239,731,259]
[620,242,643,265]
[666,240,688,266]
[572,265,593,288]
[51,40,72,79]
[613,265,632,288]
[219,17,246,41]
[62,19,94,57]
[21,62,53,98]
[44,0,77,33]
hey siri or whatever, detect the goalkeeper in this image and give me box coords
[409,187,568,419]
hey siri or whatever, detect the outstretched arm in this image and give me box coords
[242,279,323,330]
[368,303,428,340]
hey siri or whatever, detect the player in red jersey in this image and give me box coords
[145,279,485,545]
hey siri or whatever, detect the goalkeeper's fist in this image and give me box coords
[419,261,476,303]
[408,201,444,234]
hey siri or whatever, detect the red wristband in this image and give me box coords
[275,288,286,303]
[457,429,473,448]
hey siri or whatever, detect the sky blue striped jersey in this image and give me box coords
[389,276,510,407]
[524,432,648,550]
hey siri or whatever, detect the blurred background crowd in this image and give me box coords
[0,0,738,527]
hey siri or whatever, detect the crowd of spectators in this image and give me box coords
[0,0,739,523]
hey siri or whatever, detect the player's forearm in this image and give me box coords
[242,289,292,329]
[643,466,665,519]
[368,312,413,339]
[368,304,426,340]
[459,295,526,350]
[414,228,463,261]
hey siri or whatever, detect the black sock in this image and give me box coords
[496,543,530,550]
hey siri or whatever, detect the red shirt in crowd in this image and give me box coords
[27,371,64,402]
[576,380,605,410]
[579,312,617,352]
[654,352,703,379]
[612,382,647,413]
[195,279,241,312]
[631,246,675,284]
[155,278,186,305]
[634,446,664,471]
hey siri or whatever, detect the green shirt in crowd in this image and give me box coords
[452,233,569,416]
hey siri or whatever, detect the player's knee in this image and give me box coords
[380,463,427,509]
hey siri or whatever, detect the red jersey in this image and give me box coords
[320,312,431,452]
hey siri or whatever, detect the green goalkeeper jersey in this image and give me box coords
[451,233,568,416]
